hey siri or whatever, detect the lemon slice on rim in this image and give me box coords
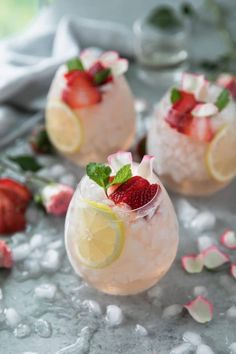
[206,124,236,182]
[46,101,82,153]
[75,200,125,269]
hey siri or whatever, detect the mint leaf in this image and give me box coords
[147,6,182,30]
[93,68,111,85]
[66,58,84,72]
[86,163,112,190]
[171,88,181,104]
[8,155,42,172]
[110,164,132,186]
[215,89,230,111]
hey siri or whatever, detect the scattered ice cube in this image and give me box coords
[23,259,41,277]
[36,168,51,179]
[190,212,216,233]
[229,343,236,354]
[198,235,215,252]
[183,331,202,346]
[147,285,163,299]
[162,304,183,319]
[55,326,95,354]
[177,199,198,227]
[47,239,63,250]
[12,232,27,245]
[193,286,208,298]
[60,174,77,187]
[170,342,194,354]
[226,306,236,319]
[4,308,21,328]
[26,207,39,225]
[50,164,66,178]
[135,324,148,336]
[105,305,123,327]
[34,283,57,300]
[196,344,215,354]
[30,234,44,250]
[12,243,30,262]
[34,319,52,338]
[14,323,31,338]
[82,300,102,316]
[40,249,61,273]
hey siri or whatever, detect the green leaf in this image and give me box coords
[8,155,42,172]
[66,58,84,72]
[147,6,182,30]
[110,164,132,186]
[86,163,112,190]
[215,89,230,111]
[93,68,111,85]
[171,88,181,104]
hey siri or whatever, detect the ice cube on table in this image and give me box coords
[60,174,77,187]
[193,286,208,297]
[55,326,95,354]
[30,234,44,250]
[198,235,215,252]
[82,300,102,316]
[162,304,183,319]
[50,164,66,178]
[26,207,39,225]
[196,344,215,354]
[229,343,236,354]
[170,342,194,354]
[105,305,123,327]
[135,324,148,336]
[190,212,216,233]
[4,308,21,328]
[14,323,31,338]
[40,249,61,273]
[23,259,41,277]
[34,283,57,300]
[226,306,236,319]
[183,331,202,346]
[177,199,198,227]
[34,319,52,338]
[147,285,163,299]
[12,243,30,262]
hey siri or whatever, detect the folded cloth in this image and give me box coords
[0,15,133,113]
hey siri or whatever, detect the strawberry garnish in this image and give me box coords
[0,178,31,210]
[0,240,13,268]
[183,116,214,143]
[109,176,160,210]
[0,189,26,235]
[88,61,112,85]
[62,71,102,109]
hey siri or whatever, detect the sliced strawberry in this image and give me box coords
[64,70,92,85]
[184,116,214,143]
[0,189,26,235]
[62,71,102,109]
[109,176,159,210]
[88,61,105,77]
[0,178,31,209]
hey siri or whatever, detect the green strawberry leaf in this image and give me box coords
[86,163,112,190]
[215,89,230,111]
[66,58,84,72]
[8,155,42,172]
[110,164,132,186]
[171,88,181,104]
[93,68,111,85]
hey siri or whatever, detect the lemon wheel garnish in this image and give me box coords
[206,124,236,182]
[46,101,82,153]
[75,200,125,269]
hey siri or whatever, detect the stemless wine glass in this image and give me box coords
[65,156,179,296]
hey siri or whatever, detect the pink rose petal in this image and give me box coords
[0,241,13,269]
[181,254,204,274]
[184,296,213,323]
[107,151,132,172]
[220,229,236,250]
[230,264,236,280]
[137,155,155,180]
[202,245,230,270]
[42,184,74,216]
[110,58,128,76]
[191,103,218,117]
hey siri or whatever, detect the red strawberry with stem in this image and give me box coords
[109,176,160,210]
[62,71,102,109]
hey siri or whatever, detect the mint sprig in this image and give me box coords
[215,89,230,111]
[86,163,132,195]
[8,155,42,172]
[171,88,181,104]
[66,58,84,72]
[93,68,111,85]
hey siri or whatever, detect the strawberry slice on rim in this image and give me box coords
[62,70,102,109]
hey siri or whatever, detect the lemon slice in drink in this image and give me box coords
[206,124,236,182]
[46,101,82,153]
[75,200,125,269]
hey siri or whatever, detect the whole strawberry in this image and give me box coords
[30,125,53,154]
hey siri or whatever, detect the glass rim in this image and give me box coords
[78,175,162,215]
